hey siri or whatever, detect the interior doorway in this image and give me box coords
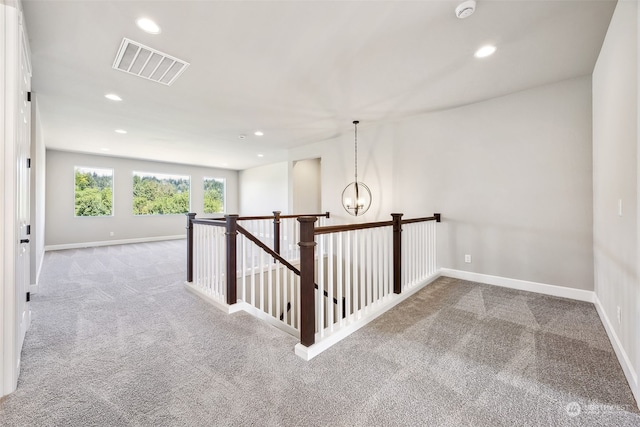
[292,158,321,214]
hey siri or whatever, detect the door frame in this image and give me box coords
[1,1,30,398]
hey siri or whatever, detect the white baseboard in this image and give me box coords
[45,235,186,251]
[183,282,241,315]
[296,272,442,361]
[593,294,639,409]
[185,283,300,338]
[235,301,300,339]
[440,268,594,303]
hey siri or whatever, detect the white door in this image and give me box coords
[14,15,32,375]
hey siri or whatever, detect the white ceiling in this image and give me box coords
[23,0,616,170]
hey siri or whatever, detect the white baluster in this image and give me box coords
[250,236,256,308]
[276,259,281,322]
[241,235,246,302]
[327,233,334,332]
[317,234,325,336]
[268,252,273,316]
[377,229,383,303]
[336,232,343,328]
[260,241,265,312]
[345,231,352,323]
[359,229,365,315]
[368,229,374,309]
[289,271,300,330]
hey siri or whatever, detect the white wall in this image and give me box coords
[29,96,45,286]
[45,150,239,247]
[394,77,594,291]
[292,158,321,214]
[291,77,594,291]
[593,0,639,402]
[289,124,395,224]
[239,161,288,215]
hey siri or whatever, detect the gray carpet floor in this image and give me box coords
[0,239,638,426]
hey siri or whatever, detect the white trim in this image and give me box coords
[45,235,185,251]
[30,254,43,293]
[183,282,240,314]
[1,2,24,398]
[440,268,595,303]
[185,282,301,338]
[594,293,640,408]
[0,1,8,399]
[233,302,300,338]
[295,272,442,361]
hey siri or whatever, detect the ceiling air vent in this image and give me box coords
[112,38,189,86]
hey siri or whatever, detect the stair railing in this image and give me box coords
[297,213,441,349]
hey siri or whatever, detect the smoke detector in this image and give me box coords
[456,0,476,19]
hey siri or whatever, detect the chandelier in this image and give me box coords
[341,120,372,216]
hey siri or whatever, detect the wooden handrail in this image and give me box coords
[402,215,438,225]
[315,220,394,235]
[237,212,329,221]
[192,218,226,226]
[190,212,330,222]
[279,212,330,220]
[315,213,441,235]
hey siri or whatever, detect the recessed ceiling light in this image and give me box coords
[257,154,264,158]
[238,134,246,139]
[115,129,127,134]
[105,93,122,101]
[254,130,264,136]
[475,45,497,58]
[136,18,161,34]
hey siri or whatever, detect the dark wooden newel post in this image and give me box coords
[273,211,281,256]
[298,216,317,347]
[225,214,239,305]
[391,213,403,294]
[186,213,196,283]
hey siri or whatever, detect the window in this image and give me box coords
[204,177,225,214]
[74,167,114,217]
[133,171,190,215]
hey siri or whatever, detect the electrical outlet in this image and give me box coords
[464,254,472,263]
[109,231,114,237]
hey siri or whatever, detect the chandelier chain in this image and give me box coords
[354,120,358,182]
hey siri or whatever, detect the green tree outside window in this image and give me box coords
[74,167,113,217]
[204,177,225,214]
[133,172,190,215]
